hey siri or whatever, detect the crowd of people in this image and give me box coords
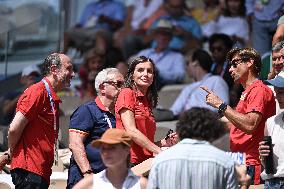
[0,0,284,189]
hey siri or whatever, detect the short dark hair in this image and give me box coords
[124,56,158,108]
[209,33,234,50]
[176,108,226,142]
[192,49,213,72]
[227,48,261,75]
[42,53,61,76]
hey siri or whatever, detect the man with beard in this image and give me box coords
[202,48,276,185]
[67,68,124,188]
[6,53,75,188]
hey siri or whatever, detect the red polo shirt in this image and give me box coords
[11,78,61,183]
[115,88,156,164]
[230,80,276,166]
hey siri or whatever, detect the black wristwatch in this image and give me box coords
[218,102,227,115]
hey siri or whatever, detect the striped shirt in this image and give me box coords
[147,139,239,189]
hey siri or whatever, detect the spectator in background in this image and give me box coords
[77,48,106,100]
[0,65,41,126]
[267,41,284,80]
[202,48,276,185]
[64,0,125,54]
[150,0,202,53]
[67,68,124,188]
[259,71,284,188]
[115,56,177,165]
[272,15,284,46]
[73,129,146,189]
[170,49,229,117]
[8,53,74,188]
[204,0,249,47]
[137,19,186,89]
[209,33,242,107]
[147,108,244,189]
[246,0,284,56]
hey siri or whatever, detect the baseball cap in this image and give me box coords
[265,71,284,88]
[21,65,41,77]
[92,129,132,148]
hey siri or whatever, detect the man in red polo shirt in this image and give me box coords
[6,53,74,188]
[201,48,276,185]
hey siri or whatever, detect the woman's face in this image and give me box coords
[227,0,241,16]
[87,56,104,73]
[132,61,154,93]
[100,143,129,168]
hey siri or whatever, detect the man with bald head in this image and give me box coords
[6,53,75,189]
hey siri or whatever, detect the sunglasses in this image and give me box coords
[103,80,124,88]
[272,55,284,62]
[210,46,225,52]
[230,57,250,68]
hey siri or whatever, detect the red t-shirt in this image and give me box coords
[230,80,276,165]
[115,88,156,164]
[11,78,61,183]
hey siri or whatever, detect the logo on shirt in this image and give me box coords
[240,93,247,101]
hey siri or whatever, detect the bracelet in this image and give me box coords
[82,169,93,175]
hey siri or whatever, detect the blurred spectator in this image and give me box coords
[190,0,220,39]
[209,33,242,107]
[115,61,128,78]
[267,41,284,80]
[67,68,124,188]
[170,49,229,117]
[64,0,125,54]
[204,0,249,47]
[147,107,245,189]
[246,0,284,56]
[202,48,276,185]
[272,15,284,46]
[73,128,147,189]
[77,48,106,99]
[150,0,202,53]
[137,19,186,89]
[0,65,41,125]
[259,72,284,188]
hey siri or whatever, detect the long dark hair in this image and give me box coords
[123,56,158,108]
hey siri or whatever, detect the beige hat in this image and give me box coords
[92,129,132,148]
[21,65,41,77]
[153,19,173,34]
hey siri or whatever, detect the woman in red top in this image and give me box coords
[115,56,176,165]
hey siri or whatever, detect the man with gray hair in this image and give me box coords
[5,53,74,188]
[67,68,124,188]
[268,40,284,80]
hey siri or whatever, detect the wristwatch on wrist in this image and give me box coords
[4,152,11,164]
[218,102,227,115]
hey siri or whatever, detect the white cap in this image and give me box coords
[265,71,284,88]
[21,65,41,77]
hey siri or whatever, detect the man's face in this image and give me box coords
[229,55,249,84]
[56,54,75,89]
[275,87,284,109]
[155,32,172,50]
[209,41,228,64]
[272,51,284,74]
[165,0,184,17]
[102,72,124,100]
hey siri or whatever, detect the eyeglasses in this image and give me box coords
[210,46,225,52]
[230,58,249,68]
[272,55,284,62]
[103,80,124,88]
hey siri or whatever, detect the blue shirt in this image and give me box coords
[67,97,116,187]
[245,0,284,21]
[151,15,202,50]
[137,48,186,84]
[79,0,125,30]
[147,139,239,189]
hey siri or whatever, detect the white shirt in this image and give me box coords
[93,169,141,189]
[170,73,229,115]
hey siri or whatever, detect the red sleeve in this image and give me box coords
[115,88,135,113]
[245,86,273,115]
[16,85,45,122]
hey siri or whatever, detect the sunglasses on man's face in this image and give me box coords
[230,57,250,68]
[210,46,225,52]
[103,80,124,88]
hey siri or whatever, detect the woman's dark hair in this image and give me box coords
[223,0,246,17]
[42,53,61,76]
[176,108,226,142]
[124,56,158,108]
[191,49,213,72]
